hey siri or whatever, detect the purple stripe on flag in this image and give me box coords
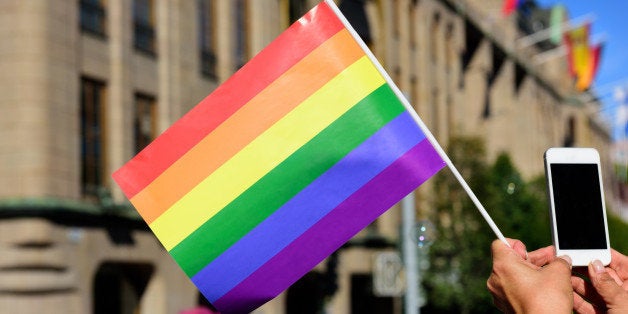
[213,138,445,313]
[192,112,425,302]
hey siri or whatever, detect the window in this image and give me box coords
[391,0,399,38]
[288,0,308,24]
[445,23,454,72]
[80,78,106,198]
[198,0,217,79]
[409,2,418,50]
[429,13,441,63]
[350,274,393,314]
[431,88,440,136]
[563,116,576,147]
[338,0,372,46]
[233,0,249,70]
[133,0,156,55]
[286,271,327,314]
[280,0,307,29]
[93,262,154,314]
[80,0,107,36]
[134,93,157,154]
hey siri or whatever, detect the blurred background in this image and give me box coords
[0,0,626,313]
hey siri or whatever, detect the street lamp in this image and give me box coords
[401,193,437,314]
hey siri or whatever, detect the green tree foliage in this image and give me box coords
[422,136,550,313]
[421,136,628,313]
[608,213,628,255]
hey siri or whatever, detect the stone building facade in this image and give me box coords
[0,0,610,313]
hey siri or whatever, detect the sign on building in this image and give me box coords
[373,251,405,297]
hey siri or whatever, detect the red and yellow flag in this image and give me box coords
[502,0,520,16]
[564,23,602,91]
[576,42,603,91]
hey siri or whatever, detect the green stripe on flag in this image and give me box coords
[170,84,404,277]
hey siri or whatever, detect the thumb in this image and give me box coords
[589,260,625,305]
[540,255,573,294]
[543,255,573,276]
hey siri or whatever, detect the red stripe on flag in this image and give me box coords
[130,30,365,224]
[112,4,344,198]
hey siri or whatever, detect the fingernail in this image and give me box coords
[558,255,572,267]
[591,259,605,273]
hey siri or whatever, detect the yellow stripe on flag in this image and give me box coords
[150,56,385,250]
[130,29,364,224]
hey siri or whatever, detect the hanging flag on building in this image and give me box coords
[576,42,603,91]
[564,23,602,91]
[113,0,446,312]
[549,5,566,44]
[502,0,521,16]
[564,23,590,78]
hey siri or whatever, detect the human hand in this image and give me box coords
[487,239,573,313]
[572,249,628,314]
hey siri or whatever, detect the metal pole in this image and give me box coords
[402,192,418,314]
[516,14,596,49]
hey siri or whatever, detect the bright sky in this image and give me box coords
[535,0,628,134]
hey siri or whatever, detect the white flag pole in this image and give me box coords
[324,0,510,247]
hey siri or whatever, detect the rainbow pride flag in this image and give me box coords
[113,1,445,312]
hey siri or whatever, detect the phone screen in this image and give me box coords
[550,163,607,249]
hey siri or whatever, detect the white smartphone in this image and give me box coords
[544,147,611,266]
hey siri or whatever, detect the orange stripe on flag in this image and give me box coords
[112,3,344,198]
[130,29,365,224]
